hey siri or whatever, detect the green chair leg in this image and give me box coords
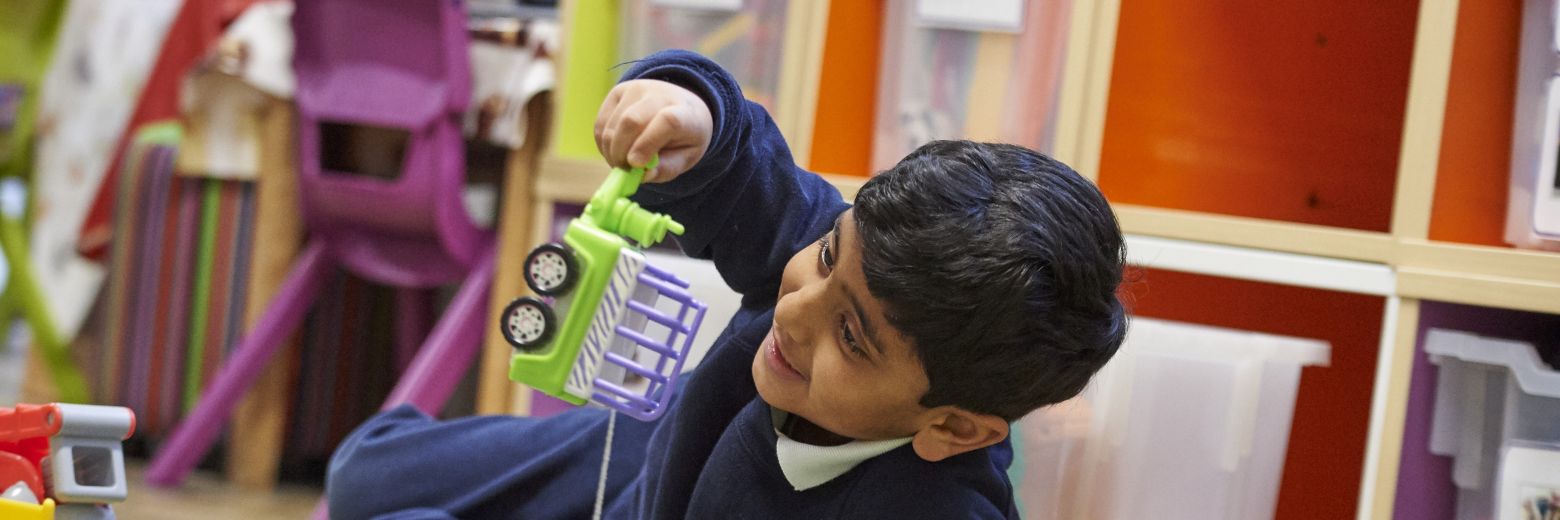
[0,210,88,403]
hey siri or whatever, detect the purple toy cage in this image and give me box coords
[588,263,706,421]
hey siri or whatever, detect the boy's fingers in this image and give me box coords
[596,129,610,164]
[626,108,683,171]
[607,100,657,169]
[593,88,624,161]
[593,88,621,138]
[600,94,639,167]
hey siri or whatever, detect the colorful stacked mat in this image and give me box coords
[101,123,262,435]
[99,124,412,453]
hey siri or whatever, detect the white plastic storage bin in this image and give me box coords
[618,0,791,115]
[1504,0,1560,250]
[1426,329,1560,520]
[871,0,1072,171]
[1013,318,1330,520]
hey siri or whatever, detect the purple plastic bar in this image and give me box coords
[651,327,680,376]
[664,290,705,380]
[603,351,669,384]
[640,263,689,288]
[676,298,691,325]
[636,271,695,354]
[146,241,333,486]
[593,379,657,410]
[661,317,684,357]
[635,272,696,304]
[625,300,689,332]
[613,325,679,357]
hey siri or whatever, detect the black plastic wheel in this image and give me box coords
[523,243,577,297]
[500,297,556,351]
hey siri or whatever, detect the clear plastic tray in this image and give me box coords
[618,0,789,114]
[871,0,1071,171]
[1014,317,1329,520]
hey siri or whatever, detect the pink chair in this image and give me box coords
[146,0,496,486]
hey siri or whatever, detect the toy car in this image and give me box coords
[500,160,706,421]
[0,403,135,520]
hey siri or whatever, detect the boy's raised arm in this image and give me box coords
[597,50,848,303]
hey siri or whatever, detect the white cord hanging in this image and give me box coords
[592,410,617,520]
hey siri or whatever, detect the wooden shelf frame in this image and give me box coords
[1115,205,1400,263]
[1111,208,1560,316]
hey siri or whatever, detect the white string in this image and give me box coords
[592,409,617,520]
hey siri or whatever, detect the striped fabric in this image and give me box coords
[102,137,262,436]
[564,248,645,400]
[284,272,401,462]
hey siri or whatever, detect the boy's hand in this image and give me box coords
[594,79,713,183]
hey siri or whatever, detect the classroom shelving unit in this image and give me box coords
[505,0,1560,518]
[1059,1,1560,519]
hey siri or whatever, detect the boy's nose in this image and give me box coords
[774,288,824,352]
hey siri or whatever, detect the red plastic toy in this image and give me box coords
[0,403,135,520]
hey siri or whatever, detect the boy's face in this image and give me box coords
[752,209,932,441]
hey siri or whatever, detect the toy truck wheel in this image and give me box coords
[524,243,577,296]
[501,297,556,351]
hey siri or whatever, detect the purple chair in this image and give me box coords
[146,0,495,486]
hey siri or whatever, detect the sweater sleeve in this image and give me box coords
[618,50,849,305]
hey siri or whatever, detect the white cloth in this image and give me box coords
[464,19,558,148]
[177,1,295,181]
[30,0,180,339]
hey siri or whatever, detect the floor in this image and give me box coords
[115,461,322,520]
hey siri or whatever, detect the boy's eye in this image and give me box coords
[817,234,834,270]
[840,316,866,358]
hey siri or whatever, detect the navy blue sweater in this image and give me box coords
[325,50,1017,520]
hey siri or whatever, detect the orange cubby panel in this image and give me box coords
[807,0,883,178]
[1120,268,1385,520]
[1098,1,1419,232]
[1428,0,1522,247]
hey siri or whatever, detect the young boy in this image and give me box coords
[326,50,1126,519]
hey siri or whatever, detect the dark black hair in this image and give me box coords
[854,140,1127,421]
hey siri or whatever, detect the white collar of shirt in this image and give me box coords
[771,410,913,491]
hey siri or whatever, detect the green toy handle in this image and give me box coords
[581,157,685,247]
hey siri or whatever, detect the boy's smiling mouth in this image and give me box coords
[763,327,807,381]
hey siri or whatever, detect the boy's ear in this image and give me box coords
[910,408,1009,462]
